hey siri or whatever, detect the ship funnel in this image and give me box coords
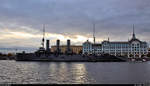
[46,40,50,51]
[67,39,71,52]
[56,40,60,53]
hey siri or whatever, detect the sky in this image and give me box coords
[0,0,150,49]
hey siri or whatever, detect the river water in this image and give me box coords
[0,60,150,84]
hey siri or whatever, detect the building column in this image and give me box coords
[130,44,133,58]
[139,44,141,58]
[82,49,84,54]
[134,44,135,58]
[128,45,130,58]
[143,45,144,56]
[109,45,110,55]
[102,46,104,54]
[121,45,123,56]
[115,44,116,56]
[102,46,103,54]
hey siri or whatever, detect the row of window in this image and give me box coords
[83,50,147,52]
[83,48,147,51]
[84,46,147,49]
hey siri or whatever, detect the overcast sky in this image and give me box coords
[0,0,150,49]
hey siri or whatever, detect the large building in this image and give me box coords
[51,45,82,54]
[83,29,149,58]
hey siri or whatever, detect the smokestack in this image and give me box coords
[46,40,50,51]
[67,39,71,52]
[56,40,60,52]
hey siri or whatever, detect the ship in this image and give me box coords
[15,25,126,62]
[16,52,126,62]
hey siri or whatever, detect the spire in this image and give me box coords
[132,24,136,39]
[93,22,96,44]
[108,32,109,41]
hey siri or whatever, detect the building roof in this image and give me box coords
[109,41,129,44]
[83,40,92,44]
[128,38,142,43]
[92,44,102,47]
[51,45,82,47]
[102,41,129,44]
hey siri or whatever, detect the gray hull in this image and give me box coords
[16,53,126,62]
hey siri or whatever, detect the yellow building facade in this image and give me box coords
[51,45,82,54]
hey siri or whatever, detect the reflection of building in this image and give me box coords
[51,45,82,54]
[83,28,149,58]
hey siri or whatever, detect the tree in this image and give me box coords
[79,50,82,55]
[147,53,150,57]
[0,52,2,56]
[8,53,13,57]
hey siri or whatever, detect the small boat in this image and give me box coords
[131,59,135,62]
[142,59,146,62]
[130,58,147,62]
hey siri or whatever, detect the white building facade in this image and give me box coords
[82,30,149,58]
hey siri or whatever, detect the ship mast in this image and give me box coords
[93,23,96,44]
[42,24,45,48]
[93,22,96,55]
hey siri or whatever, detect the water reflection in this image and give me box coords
[1,61,150,84]
[48,63,58,83]
[36,62,51,84]
[48,62,94,84]
[70,63,89,84]
[58,63,69,83]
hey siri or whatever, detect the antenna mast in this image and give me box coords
[42,24,45,48]
[93,23,96,44]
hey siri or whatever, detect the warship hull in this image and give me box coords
[15,53,127,62]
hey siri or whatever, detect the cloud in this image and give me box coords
[0,25,93,48]
[0,0,150,49]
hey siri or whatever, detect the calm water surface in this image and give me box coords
[0,60,150,84]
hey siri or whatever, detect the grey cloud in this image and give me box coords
[0,0,150,48]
